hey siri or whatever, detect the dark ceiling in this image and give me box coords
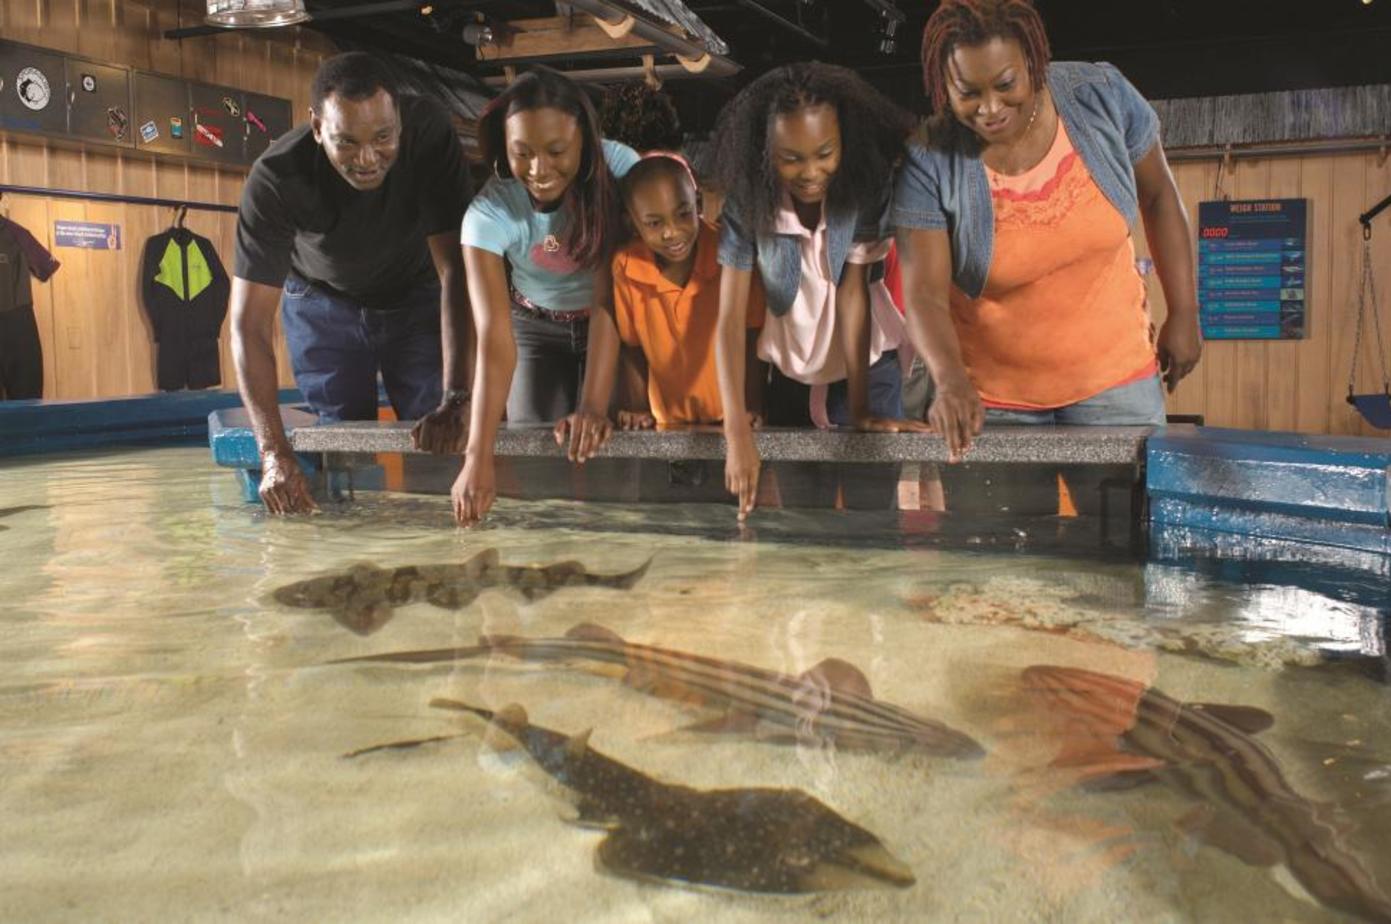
[299,0,1391,133]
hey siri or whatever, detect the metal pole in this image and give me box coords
[1166,137,1391,163]
[728,0,827,49]
[0,183,239,213]
[1360,192,1391,228]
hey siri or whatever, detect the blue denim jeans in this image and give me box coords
[507,302,588,424]
[984,374,1166,426]
[765,350,904,427]
[280,273,442,423]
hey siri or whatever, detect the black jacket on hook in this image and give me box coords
[140,226,230,390]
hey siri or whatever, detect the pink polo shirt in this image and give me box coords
[755,196,904,386]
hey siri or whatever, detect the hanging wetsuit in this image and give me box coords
[140,226,230,390]
[0,219,52,401]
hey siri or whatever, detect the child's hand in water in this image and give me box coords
[554,411,614,463]
[617,409,656,430]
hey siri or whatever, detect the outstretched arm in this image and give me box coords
[1135,144,1201,393]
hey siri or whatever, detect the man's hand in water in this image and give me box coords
[259,448,318,515]
[411,395,470,454]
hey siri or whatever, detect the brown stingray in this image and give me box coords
[270,549,651,635]
[400,699,917,894]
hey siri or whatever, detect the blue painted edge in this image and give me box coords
[0,389,302,458]
[1147,424,1391,541]
[1147,425,1391,468]
[208,404,319,468]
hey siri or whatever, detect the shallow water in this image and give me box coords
[2,447,1390,922]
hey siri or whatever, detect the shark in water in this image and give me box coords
[0,505,48,531]
[332,622,985,759]
[271,549,651,636]
[405,698,917,894]
[1023,665,1391,923]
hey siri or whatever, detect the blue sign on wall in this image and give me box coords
[54,220,122,250]
[1197,199,1307,340]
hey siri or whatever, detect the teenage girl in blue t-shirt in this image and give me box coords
[456,66,638,526]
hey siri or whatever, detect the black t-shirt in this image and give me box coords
[234,95,471,308]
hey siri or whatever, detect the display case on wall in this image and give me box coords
[0,38,292,168]
[64,58,133,147]
[189,82,249,165]
[243,91,293,163]
[133,72,192,156]
[0,43,68,135]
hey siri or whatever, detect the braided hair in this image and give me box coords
[707,61,914,235]
[921,0,1051,114]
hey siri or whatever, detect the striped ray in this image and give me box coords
[1023,665,1391,924]
[333,622,985,759]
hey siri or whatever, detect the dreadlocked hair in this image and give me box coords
[707,61,915,235]
[921,0,1051,115]
[477,65,620,269]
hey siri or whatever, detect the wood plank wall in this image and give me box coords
[1140,151,1391,437]
[0,0,335,399]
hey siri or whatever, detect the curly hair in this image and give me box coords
[600,81,683,153]
[706,61,915,235]
[921,0,1051,115]
[477,66,620,269]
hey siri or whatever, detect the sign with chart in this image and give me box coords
[1197,198,1308,340]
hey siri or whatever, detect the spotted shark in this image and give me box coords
[270,549,651,636]
[417,698,917,894]
[0,505,47,531]
[1023,665,1391,923]
[332,622,985,759]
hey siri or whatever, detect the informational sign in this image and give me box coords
[54,220,122,250]
[1198,198,1308,340]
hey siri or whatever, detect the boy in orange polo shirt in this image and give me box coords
[556,153,765,454]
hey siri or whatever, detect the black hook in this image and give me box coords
[175,204,188,229]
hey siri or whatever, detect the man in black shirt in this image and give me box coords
[232,52,472,514]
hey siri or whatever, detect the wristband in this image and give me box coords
[442,389,471,407]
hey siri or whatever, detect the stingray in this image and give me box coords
[270,549,651,635]
[357,699,917,895]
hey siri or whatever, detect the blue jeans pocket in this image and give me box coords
[283,276,313,299]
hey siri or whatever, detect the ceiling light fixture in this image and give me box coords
[878,11,899,55]
[205,0,310,28]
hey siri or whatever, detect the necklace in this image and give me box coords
[989,94,1044,187]
[1022,94,1040,137]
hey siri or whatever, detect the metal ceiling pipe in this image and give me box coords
[728,0,827,49]
[483,62,720,86]
[560,0,740,77]
[1166,137,1391,162]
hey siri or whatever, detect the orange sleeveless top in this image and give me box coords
[949,122,1156,409]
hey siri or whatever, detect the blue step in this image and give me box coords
[1147,426,1391,554]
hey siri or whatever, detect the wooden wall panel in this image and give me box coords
[1139,150,1391,435]
[0,0,335,400]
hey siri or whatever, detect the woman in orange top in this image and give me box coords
[554,153,765,458]
[894,0,1202,460]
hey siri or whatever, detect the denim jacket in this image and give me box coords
[717,188,890,317]
[891,61,1160,299]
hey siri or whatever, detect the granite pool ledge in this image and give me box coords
[285,420,1157,465]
